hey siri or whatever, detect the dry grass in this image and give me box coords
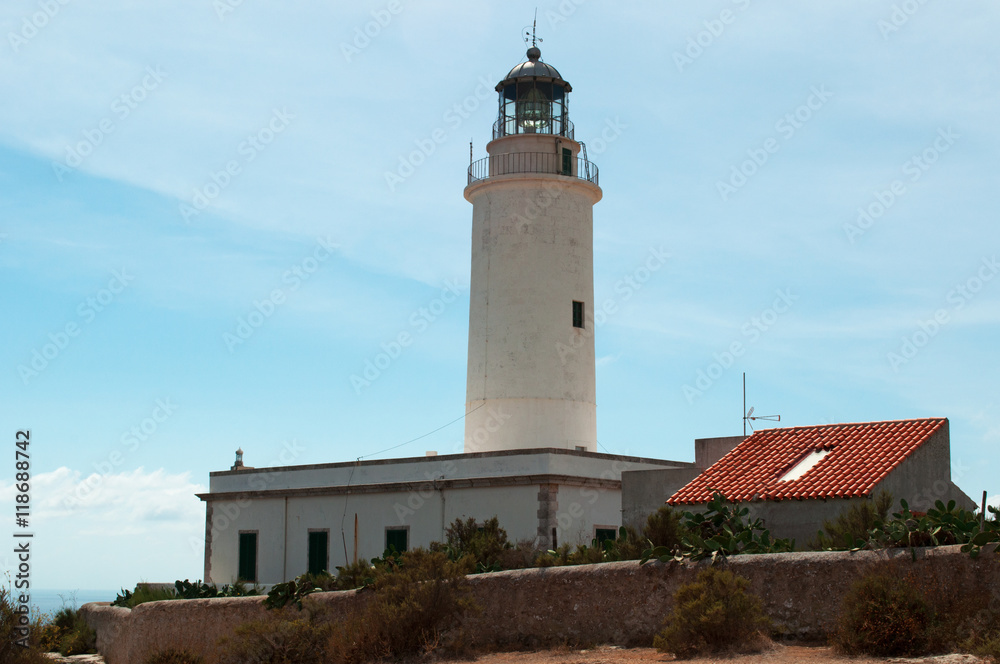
[459,644,981,664]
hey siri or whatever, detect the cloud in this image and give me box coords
[0,467,208,588]
[0,466,205,534]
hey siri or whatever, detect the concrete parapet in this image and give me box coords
[81,545,1000,662]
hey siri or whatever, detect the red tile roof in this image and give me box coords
[668,418,947,504]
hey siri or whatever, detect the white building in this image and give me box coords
[198,43,691,584]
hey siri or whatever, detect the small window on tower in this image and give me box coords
[572,301,585,329]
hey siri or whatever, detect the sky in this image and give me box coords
[1,1,999,592]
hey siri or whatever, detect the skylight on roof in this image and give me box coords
[779,448,831,482]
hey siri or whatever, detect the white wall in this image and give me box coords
[464,131,602,453]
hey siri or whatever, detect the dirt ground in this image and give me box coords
[464,644,988,664]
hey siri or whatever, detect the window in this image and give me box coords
[308,530,329,575]
[572,301,585,328]
[238,531,258,583]
[595,528,618,545]
[385,527,409,553]
[561,147,572,175]
[779,448,832,482]
[575,445,586,452]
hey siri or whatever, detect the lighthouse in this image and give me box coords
[463,43,602,454]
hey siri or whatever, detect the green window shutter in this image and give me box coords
[308,531,328,575]
[238,532,257,583]
[595,528,617,544]
[385,528,408,553]
[572,301,584,328]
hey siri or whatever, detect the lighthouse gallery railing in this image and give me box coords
[467,152,599,187]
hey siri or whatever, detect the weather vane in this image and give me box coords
[523,9,543,49]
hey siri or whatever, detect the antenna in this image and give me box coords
[470,139,473,166]
[743,372,781,434]
[523,9,543,49]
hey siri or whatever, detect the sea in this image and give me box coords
[23,589,120,618]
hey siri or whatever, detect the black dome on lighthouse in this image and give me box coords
[497,47,572,91]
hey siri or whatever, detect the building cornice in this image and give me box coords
[197,472,621,502]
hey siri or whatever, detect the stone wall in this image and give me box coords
[82,545,1000,663]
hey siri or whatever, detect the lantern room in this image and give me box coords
[494,46,573,139]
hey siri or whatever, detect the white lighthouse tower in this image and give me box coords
[463,42,602,454]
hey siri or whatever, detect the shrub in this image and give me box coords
[343,548,476,660]
[0,586,51,664]
[174,579,260,600]
[566,543,604,566]
[434,516,512,571]
[534,543,572,567]
[810,491,893,550]
[643,492,794,564]
[145,649,205,664]
[334,560,374,590]
[653,568,770,659]
[58,621,96,656]
[31,617,63,653]
[112,584,176,608]
[494,539,540,570]
[226,548,477,664]
[218,615,333,664]
[832,568,933,657]
[263,573,337,610]
[643,506,688,550]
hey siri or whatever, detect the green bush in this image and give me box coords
[810,491,893,550]
[58,621,96,656]
[228,548,477,664]
[0,586,51,664]
[653,568,770,659]
[112,584,176,608]
[346,548,475,660]
[832,568,933,657]
[218,616,333,664]
[334,560,374,590]
[113,579,260,608]
[433,516,512,571]
[263,572,339,611]
[494,539,541,570]
[144,648,205,664]
[643,506,688,550]
[642,492,793,564]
